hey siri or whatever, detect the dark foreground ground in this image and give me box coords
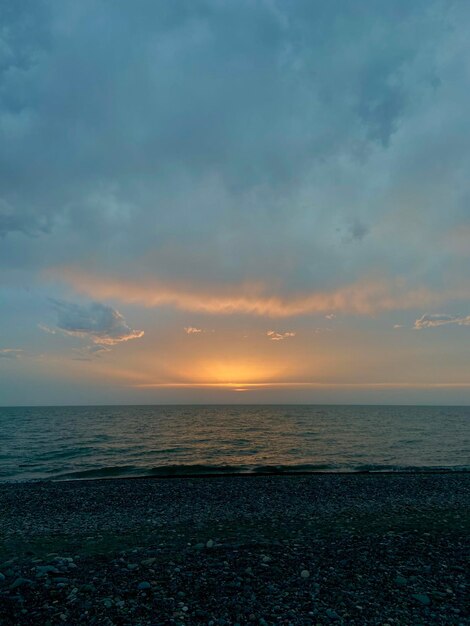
[0,474,468,625]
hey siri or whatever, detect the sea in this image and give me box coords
[0,405,469,481]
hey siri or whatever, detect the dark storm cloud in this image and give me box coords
[0,0,469,301]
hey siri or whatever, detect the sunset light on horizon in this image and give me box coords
[2,1,470,406]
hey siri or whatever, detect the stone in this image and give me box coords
[127,563,138,570]
[325,609,340,620]
[412,593,431,605]
[10,577,33,590]
[138,581,151,590]
[395,575,407,586]
[141,557,156,566]
[0,573,5,582]
[206,539,214,548]
[301,570,310,579]
[35,566,60,577]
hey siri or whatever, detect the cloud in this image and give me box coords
[414,313,470,329]
[184,326,203,334]
[267,330,296,341]
[3,1,470,404]
[2,0,470,305]
[0,348,24,359]
[71,344,112,361]
[341,218,370,243]
[0,200,50,238]
[49,268,470,317]
[45,299,144,346]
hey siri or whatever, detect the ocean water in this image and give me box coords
[0,405,469,481]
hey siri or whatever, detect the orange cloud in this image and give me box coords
[47,267,469,318]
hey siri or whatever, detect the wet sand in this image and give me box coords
[0,473,468,624]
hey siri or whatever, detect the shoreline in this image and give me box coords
[4,466,469,484]
[0,473,468,624]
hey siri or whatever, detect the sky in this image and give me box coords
[1,0,470,405]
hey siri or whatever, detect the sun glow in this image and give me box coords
[132,359,287,389]
[196,359,279,385]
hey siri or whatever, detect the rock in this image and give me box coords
[194,543,205,549]
[127,563,138,570]
[0,573,5,582]
[301,569,310,579]
[412,593,431,605]
[206,539,214,548]
[35,565,60,577]
[326,609,340,620]
[137,581,151,590]
[141,557,156,566]
[10,577,33,590]
[395,575,407,586]
[431,591,447,601]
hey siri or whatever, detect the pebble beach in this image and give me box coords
[0,473,468,625]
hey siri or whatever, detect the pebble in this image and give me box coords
[412,593,431,605]
[35,565,60,576]
[138,581,151,590]
[10,577,33,589]
[0,474,466,625]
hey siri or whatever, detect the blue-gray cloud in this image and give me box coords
[0,348,24,359]
[44,299,144,347]
[1,0,469,298]
[0,0,469,348]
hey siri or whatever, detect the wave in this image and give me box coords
[52,463,470,481]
